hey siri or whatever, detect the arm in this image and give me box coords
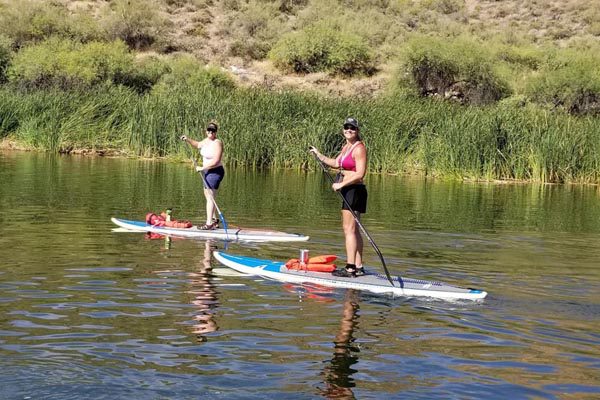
[180,135,201,148]
[309,146,339,169]
[332,144,366,190]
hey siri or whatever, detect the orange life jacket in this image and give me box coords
[285,254,337,272]
[145,212,192,229]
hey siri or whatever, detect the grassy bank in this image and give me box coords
[1,85,599,184]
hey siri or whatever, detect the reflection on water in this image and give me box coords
[319,290,360,400]
[188,240,219,341]
[0,151,599,399]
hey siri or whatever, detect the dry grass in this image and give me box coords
[3,0,599,96]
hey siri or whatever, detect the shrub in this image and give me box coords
[228,0,285,60]
[495,44,545,70]
[115,55,170,94]
[399,35,511,105]
[152,55,235,93]
[423,0,464,14]
[0,35,11,83]
[525,50,600,115]
[8,38,134,89]
[269,22,376,76]
[101,0,171,50]
[0,0,102,47]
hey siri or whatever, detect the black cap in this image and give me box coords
[343,117,359,129]
[207,123,218,132]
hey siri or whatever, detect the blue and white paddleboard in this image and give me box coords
[111,218,309,242]
[213,252,487,300]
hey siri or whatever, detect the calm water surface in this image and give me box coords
[1,151,599,399]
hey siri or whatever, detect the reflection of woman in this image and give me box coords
[188,240,219,342]
[319,290,360,399]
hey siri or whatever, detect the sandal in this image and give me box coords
[211,218,220,228]
[198,223,216,230]
[355,267,365,276]
[332,265,357,278]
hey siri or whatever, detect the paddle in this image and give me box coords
[311,151,395,287]
[190,156,229,238]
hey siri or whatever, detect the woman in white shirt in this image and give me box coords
[180,123,225,230]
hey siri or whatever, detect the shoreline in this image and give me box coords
[3,138,591,186]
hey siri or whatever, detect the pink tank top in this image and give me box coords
[336,142,362,171]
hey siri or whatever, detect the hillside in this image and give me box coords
[5,0,598,98]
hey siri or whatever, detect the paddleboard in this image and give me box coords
[213,252,487,300]
[111,218,309,242]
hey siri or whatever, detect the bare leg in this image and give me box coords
[355,219,363,267]
[204,188,217,225]
[341,210,362,266]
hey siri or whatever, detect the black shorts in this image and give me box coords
[203,165,225,190]
[340,184,367,214]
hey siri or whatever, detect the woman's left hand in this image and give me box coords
[332,182,343,191]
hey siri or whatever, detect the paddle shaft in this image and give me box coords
[312,152,394,287]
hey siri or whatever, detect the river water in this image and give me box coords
[1,151,599,399]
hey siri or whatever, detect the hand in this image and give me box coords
[309,146,318,154]
[180,135,187,141]
[332,182,343,191]
[195,166,203,172]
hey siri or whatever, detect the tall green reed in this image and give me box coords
[2,85,600,183]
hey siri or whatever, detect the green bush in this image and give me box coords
[0,35,11,83]
[8,38,134,89]
[525,50,600,115]
[152,55,235,93]
[268,22,376,76]
[423,0,464,14]
[228,0,285,60]
[399,35,511,105]
[115,55,170,94]
[494,44,545,70]
[101,0,171,50]
[0,0,102,47]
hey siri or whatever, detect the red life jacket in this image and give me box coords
[145,212,192,229]
[285,255,337,272]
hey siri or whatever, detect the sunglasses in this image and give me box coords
[207,128,217,133]
[343,125,357,131]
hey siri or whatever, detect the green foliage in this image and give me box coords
[152,55,235,93]
[422,0,465,14]
[269,22,376,76]
[116,55,171,94]
[101,0,170,50]
[8,38,134,89]
[0,34,11,83]
[0,0,102,47]
[228,0,285,60]
[0,86,138,151]
[4,82,600,183]
[525,50,600,115]
[494,44,545,70]
[398,35,512,105]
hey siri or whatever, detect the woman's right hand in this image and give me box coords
[309,146,319,155]
[180,135,188,141]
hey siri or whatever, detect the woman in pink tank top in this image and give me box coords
[309,117,368,277]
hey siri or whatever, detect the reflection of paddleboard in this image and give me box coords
[211,267,248,277]
[111,218,309,242]
[213,252,487,301]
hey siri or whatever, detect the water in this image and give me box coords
[1,151,599,399]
